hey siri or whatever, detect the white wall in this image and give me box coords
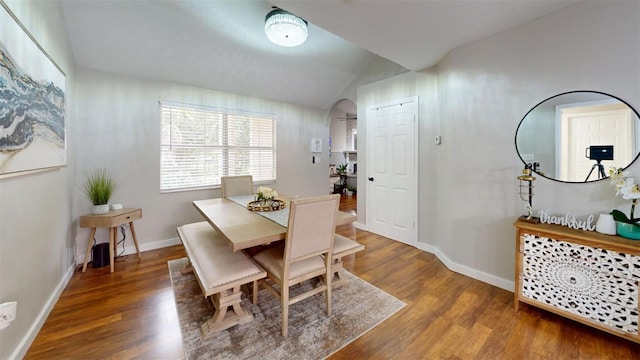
[0,1,76,359]
[329,106,347,157]
[2,2,639,357]
[357,1,640,290]
[73,68,330,260]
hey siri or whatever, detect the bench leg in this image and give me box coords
[200,286,254,339]
[331,258,350,287]
[180,260,193,275]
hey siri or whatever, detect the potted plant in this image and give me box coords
[82,168,117,214]
[608,167,640,239]
[345,184,356,197]
[333,164,348,194]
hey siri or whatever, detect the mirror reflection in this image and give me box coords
[515,91,640,183]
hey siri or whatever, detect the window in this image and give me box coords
[160,102,276,192]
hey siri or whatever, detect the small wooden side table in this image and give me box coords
[80,208,142,273]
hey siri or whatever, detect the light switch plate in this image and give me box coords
[311,138,322,153]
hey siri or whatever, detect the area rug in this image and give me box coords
[168,257,405,360]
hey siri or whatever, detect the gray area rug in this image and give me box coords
[168,257,405,360]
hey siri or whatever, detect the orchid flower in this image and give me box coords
[609,167,640,225]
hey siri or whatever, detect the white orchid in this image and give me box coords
[609,167,630,182]
[609,167,640,224]
[621,183,640,200]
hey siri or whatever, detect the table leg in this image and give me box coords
[109,227,115,273]
[82,228,97,272]
[129,221,141,258]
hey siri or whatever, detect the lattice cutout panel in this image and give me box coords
[521,277,639,334]
[521,233,640,335]
[523,234,640,280]
[523,254,638,309]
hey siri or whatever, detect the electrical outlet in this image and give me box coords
[0,301,17,331]
[521,153,534,161]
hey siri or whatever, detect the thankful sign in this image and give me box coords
[538,209,596,231]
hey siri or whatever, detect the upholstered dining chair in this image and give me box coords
[252,194,340,336]
[220,175,253,198]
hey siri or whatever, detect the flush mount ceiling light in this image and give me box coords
[264,8,308,47]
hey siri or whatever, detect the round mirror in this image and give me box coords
[515,91,640,183]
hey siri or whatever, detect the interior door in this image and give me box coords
[558,103,633,182]
[366,98,417,246]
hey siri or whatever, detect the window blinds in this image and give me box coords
[160,102,276,191]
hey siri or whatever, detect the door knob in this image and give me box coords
[368,177,374,181]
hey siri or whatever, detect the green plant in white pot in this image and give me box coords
[82,168,117,214]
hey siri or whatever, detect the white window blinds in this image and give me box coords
[160,102,276,191]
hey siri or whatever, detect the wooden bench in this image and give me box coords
[332,234,365,287]
[177,222,266,339]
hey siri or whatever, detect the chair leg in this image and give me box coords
[326,260,332,316]
[252,280,259,304]
[281,286,289,337]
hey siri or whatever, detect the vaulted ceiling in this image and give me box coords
[60,0,579,110]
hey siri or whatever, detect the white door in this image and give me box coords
[558,103,634,182]
[366,98,417,246]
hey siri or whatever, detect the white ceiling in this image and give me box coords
[60,0,580,110]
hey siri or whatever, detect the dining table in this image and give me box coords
[193,194,356,252]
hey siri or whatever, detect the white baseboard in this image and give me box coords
[414,241,437,254]
[414,241,514,292]
[348,226,513,292]
[121,237,182,256]
[10,263,76,360]
[353,221,367,230]
[16,237,183,359]
[76,237,182,264]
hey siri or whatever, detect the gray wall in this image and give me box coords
[0,1,76,359]
[73,68,331,261]
[2,1,640,357]
[357,1,640,289]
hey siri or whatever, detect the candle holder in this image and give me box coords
[517,164,540,223]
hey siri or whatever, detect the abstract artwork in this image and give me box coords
[0,3,66,176]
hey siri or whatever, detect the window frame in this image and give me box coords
[159,101,277,193]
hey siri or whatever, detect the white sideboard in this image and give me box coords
[514,220,640,343]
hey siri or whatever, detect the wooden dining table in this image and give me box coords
[193,196,356,251]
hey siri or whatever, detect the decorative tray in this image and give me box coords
[247,199,286,212]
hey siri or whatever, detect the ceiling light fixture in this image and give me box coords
[264,8,308,47]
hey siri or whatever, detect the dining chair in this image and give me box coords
[220,175,253,198]
[252,194,340,336]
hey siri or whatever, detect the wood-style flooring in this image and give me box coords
[26,195,640,359]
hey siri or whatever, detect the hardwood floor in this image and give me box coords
[339,193,357,215]
[26,197,640,359]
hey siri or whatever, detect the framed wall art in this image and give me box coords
[0,2,66,177]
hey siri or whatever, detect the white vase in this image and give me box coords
[595,214,616,235]
[91,204,110,215]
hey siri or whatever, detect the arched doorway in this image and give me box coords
[328,99,357,213]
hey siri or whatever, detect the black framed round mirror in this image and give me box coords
[515,91,640,183]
